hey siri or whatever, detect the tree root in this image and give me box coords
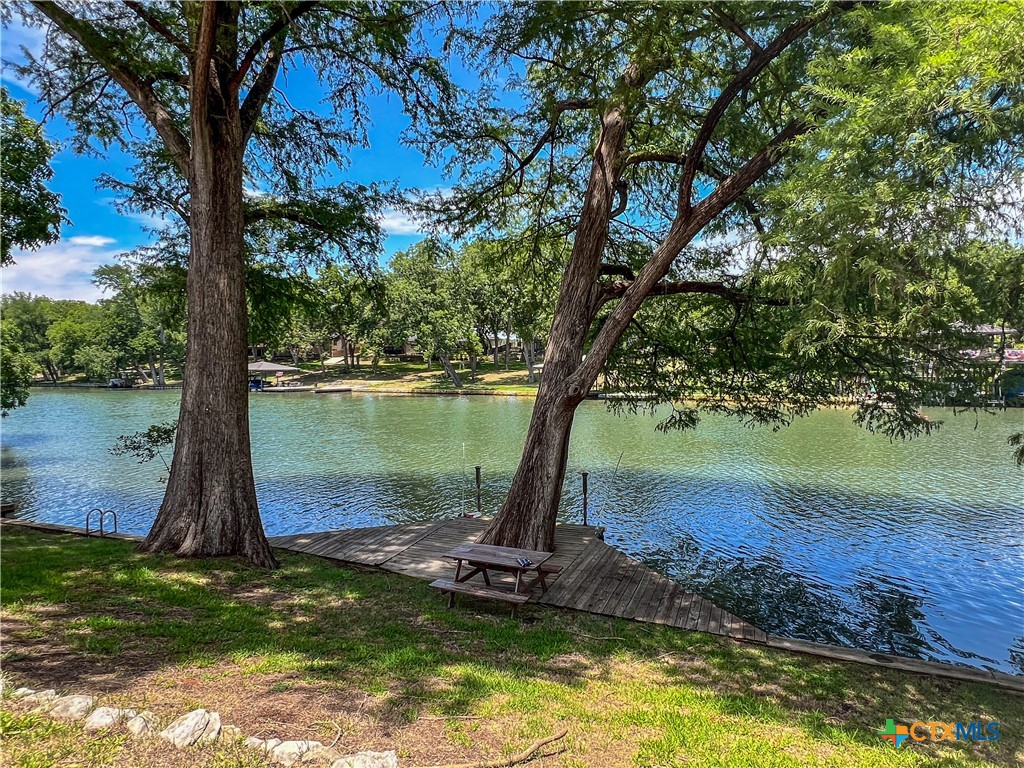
[412,727,569,768]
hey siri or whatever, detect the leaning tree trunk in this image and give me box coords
[480,97,629,551]
[438,352,463,388]
[142,86,277,567]
[480,53,802,550]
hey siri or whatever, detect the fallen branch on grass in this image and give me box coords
[412,728,569,768]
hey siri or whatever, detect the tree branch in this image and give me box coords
[123,1,191,58]
[709,6,764,54]
[231,1,320,92]
[240,35,285,140]
[599,278,790,307]
[29,0,191,178]
[598,263,635,280]
[191,0,218,114]
[602,278,749,302]
[574,117,813,389]
[677,3,848,215]
[622,150,686,167]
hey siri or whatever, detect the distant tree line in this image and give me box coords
[0,235,562,390]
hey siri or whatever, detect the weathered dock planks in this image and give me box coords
[268,518,767,643]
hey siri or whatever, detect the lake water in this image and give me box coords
[2,389,1022,675]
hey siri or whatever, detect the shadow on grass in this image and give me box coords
[2,528,1021,767]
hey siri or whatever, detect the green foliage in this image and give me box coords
[1009,432,1024,468]
[0,87,65,265]
[0,258,187,385]
[0,320,36,415]
[431,1,1023,450]
[110,419,178,472]
[389,239,483,383]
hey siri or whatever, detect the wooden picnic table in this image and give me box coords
[430,542,561,616]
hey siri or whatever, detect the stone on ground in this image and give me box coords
[12,687,35,699]
[49,695,95,720]
[331,752,399,768]
[200,711,222,743]
[126,711,158,738]
[221,724,243,741]
[159,709,220,748]
[270,740,325,766]
[83,706,123,731]
[24,689,59,709]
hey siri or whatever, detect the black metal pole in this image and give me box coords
[582,471,589,526]
[475,465,482,516]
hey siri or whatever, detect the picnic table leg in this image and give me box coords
[449,559,464,609]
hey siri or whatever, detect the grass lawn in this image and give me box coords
[293,359,541,395]
[1,527,1020,768]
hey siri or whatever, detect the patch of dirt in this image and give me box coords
[2,658,540,766]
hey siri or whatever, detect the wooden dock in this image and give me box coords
[269,518,767,643]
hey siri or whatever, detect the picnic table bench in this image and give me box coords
[430,542,562,617]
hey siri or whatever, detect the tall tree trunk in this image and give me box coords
[480,55,806,550]
[493,320,500,370]
[524,338,536,384]
[503,320,511,370]
[439,352,463,388]
[143,32,276,567]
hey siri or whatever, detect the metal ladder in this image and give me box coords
[85,508,118,537]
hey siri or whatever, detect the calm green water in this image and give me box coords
[2,389,1022,674]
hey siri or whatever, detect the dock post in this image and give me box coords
[475,466,482,516]
[582,471,589,526]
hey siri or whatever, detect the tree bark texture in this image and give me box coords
[479,98,628,551]
[142,4,276,567]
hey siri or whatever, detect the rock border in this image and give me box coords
[6,685,397,768]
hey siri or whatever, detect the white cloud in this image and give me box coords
[68,235,116,247]
[378,209,427,236]
[1,236,124,302]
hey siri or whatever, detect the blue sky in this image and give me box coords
[0,13,450,302]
